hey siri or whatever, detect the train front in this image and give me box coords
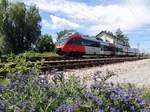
[55,31,77,56]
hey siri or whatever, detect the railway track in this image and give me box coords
[40,57,147,72]
[0,56,147,74]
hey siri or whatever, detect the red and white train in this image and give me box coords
[56,31,140,57]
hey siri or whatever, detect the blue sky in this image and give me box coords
[16,0,150,53]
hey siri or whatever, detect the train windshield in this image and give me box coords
[57,31,77,45]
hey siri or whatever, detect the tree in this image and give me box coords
[115,28,130,47]
[56,30,70,41]
[123,35,130,47]
[115,28,124,41]
[0,1,41,54]
[0,0,9,54]
[36,34,55,53]
[56,30,67,41]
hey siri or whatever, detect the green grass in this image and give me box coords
[18,51,59,58]
[141,88,150,104]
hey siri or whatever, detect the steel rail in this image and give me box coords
[40,57,146,71]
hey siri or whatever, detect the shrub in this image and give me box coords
[0,71,150,112]
[0,54,40,77]
[35,34,55,53]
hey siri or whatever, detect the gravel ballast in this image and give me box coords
[63,59,150,87]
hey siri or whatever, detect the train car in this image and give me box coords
[56,31,139,57]
[127,48,140,56]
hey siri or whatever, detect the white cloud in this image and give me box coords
[18,0,150,34]
[50,15,80,29]
[42,19,51,29]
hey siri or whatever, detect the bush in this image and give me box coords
[0,71,150,112]
[17,51,58,58]
[0,54,40,77]
[35,34,55,53]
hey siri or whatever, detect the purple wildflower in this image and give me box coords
[18,82,23,88]
[0,84,5,89]
[121,96,129,102]
[19,100,28,109]
[93,83,103,89]
[98,109,104,112]
[55,106,61,112]
[140,100,145,108]
[110,95,116,100]
[9,80,16,86]
[110,107,119,112]
[18,93,23,97]
[42,95,48,101]
[86,93,102,105]
[0,105,5,110]
[29,103,36,111]
[130,106,134,111]
[142,109,150,112]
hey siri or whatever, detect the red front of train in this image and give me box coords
[56,32,85,56]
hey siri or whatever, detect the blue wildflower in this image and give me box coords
[42,95,48,101]
[140,100,145,108]
[0,84,5,89]
[55,107,61,112]
[93,83,102,89]
[121,96,129,102]
[86,93,102,105]
[18,93,23,97]
[98,109,104,112]
[29,103,36,111]
[142,109,150,112]
[18,82,23,88]
[0,105,5,110]
[110,107,119,112]
[19,100,28,109]
[9,80,16,86]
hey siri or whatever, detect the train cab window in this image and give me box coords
[67,38,82,45]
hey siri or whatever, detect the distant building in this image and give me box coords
[96,31,123,45]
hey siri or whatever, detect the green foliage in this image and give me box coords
[141,88,150,105]
[35,34,55,53]
[0,78,9,85]
[0,54,41,77]
[115,28,130,47]
[18,51,58,58]
[1,71,150,111]
[0,0,8,54]
[56,29,70,41]
[0,0,41,54]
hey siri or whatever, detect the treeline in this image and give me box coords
[0,0,56,55]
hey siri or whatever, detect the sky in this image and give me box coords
[15,0,150,53]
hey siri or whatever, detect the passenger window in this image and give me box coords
[81,39,99,47]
